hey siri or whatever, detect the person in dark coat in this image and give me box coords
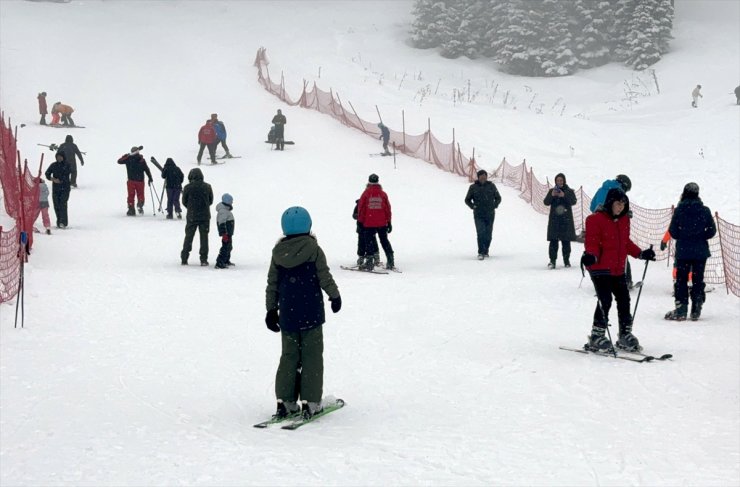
[377,122,391,155]
[180,167,214,265]
[160,158,184,219]
[117,146,153,216]
[58,134,84,188]
[465,169,502,260]
[735,85,740,105]
[38,92,48,125]
[665,183,716,321]
[44,151,72,228]
[543,173,577,268]
[271,109,287,150]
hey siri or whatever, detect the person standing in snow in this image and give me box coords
[543,173,577,269]
[197,120,218,165]
[160,158,184,219]
[358,174,395,270]
[36,178,52,234]
[691,84,703,108]
[210,113,232,158]
[353,197,379,266]
[581,188,656,353]
[215,193,235,269]
[37,92,48,125]
[44,151,71,229]
[734,85,740,105]
[464,169,502,260]
[180,167,213,266]
[271,109,287,151]
[664,183,716,321]
[265,206,341,420]
[377,122,391,155]
[117,146,154,216]
[58,134,84,188]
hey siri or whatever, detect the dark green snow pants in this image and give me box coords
[275,326,324,403]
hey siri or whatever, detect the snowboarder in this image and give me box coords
[543,173,577,269]
[353,198,379,266]
[37,92,47,125]
[271,109,287,151]
[664,183,716,321]
[117,146,154,216]
[691,84,703,108]
[215,193,235,269]
[464,169,502,260]
[197,120,218,165]
[58,134,84,188]
[265,206,341,419]
[52,102,75,126]
[735,85,740,105]
[358,174,395,270]
[44,151,71,229]
[160,157,184,219]
[180,167,213,266]
[377,122,391,155]
[36,177,52,234]
[581,188,656,353]
[210,114,232,158]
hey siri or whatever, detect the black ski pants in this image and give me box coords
[548,240,571,264]
[591,273,632,332]
[197,143,217,164]
[363,226,393,259]
[474,214,495,255]
[675,258,707,306]
[274,125,285,150]
[181,220,209,263]
[51,185,70,227]
[216,235,233,266]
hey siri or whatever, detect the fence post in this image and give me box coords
[402,110,406,151]
[375,105,383,124]
[427,118,431,161]
[715,212,730,295]
[529,167,534,207]
[452,128,456,171]
[347,100,365,133]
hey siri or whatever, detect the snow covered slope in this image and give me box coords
[1,1,738,485]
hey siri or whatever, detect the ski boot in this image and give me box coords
[301,400,323,420]
[616,321,642,352]
[665,303,688,321]
[373,253,381,267]
[386,253,395,270]
[200,261,209,267]
[564,258,571,268]
[214,262,228,269]
[166,213,173,220]
[363,255,375,271]
[176,212,182,219]
[275,399,300,419]
[548,261,556,270]
[356,256,364,266]
[690,300,703,321]
[225,153,233,159]
[477,254,485,261]
[45,228,51,235]
[585,325,613,353]
[127,205,136,216]
[137,204,144,215]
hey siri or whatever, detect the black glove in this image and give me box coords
[580,253,597,267]
[330,295,342,313]
[387,222,392,233]
[148,178,153,185]
[660,241,667,251]
[639,248,656,261]
[265,309,280,332]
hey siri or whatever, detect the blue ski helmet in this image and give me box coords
[222,193,233,205]
[281,206,312,236]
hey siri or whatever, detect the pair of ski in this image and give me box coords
[369,152,392,157]
[340,264,402,275]
[253,399,345,430]
[560,345,673,363]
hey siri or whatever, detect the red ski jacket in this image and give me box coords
[585,210,641,276]
[198,122,217,144]
[358,184,392,228]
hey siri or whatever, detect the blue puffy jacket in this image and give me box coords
[590,179,623,213]
[213,121,227,141]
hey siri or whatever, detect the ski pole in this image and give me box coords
[631,244,653,322]
[148,182,156,216]
[393,141,397,169]
[594,293,617,358]
[158,183,165,213]
[14,232,27,329]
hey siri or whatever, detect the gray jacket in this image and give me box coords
[39,181,50,208]
[215,202,235,235]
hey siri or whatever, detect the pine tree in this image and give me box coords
[459,0,488,58]
[613,0,636,61]
[495,0,547,76]
[439,1,466,58]
[539,0,579,76]
[573,0,614,68]
[483,0,514,58]
[654,0,674,53]
[625,1,662,70]
[411,0,448,49]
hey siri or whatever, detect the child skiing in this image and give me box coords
[215,193,235,269]
[265,207,341,420]
[36,178,52,234]
[160,158,184,219]
[691,84,703,108]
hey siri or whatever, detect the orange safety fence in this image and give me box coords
[253,48,740,297]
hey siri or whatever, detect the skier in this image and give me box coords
[37,92,48,125]
[377,122,391,155]
[36,177,52,234]
[581,188,656,352]
[691,84,703,108]
[215,193,235,269]
[117,146,154,216]
[464,169,502,260]
[358,174,394,270]
[44,151,71,229]
[58,134,84,188]
[353,198,378,266]
[735,85,740,105]
[52,102,75,126]
[544,173,577,269]
[271,109,287,151]
[197,120,218,165]
[160,158,184,219]
[664,183,716,321]
[661,229,693,296]
[210,114,232,158]
[180,167,213,266]
[265,206,341,419]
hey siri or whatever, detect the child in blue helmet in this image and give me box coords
[265,207,342,419]
[215,193,235,269]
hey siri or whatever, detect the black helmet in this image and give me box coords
[368,173,379,184]
[616,174,631,192]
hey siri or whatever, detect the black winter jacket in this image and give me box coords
[669,197,716,260]
[465,180,502,219]
[543,182,577,241]
[182,169,213,222]
[161,160,184,189]
[117,153,153,182]
[45,157,71,190]
[59,138,84,168]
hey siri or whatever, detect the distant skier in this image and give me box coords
[691,84,703,108]
[117,146,154,216]
[210,113,232,158]
[180,167,213,266]
[358,174,395,270]
[197,120,218,165]
[265,206,341,419]
[36,177,52,234]
[735,85,740,105]
[664,183,716,321]
[37,92,48,125]
[160,157,184,219]
[377,122,391,155]
[44,151,71,229]
[58,134,84,188]
[464,169,502,260]
[271,109,287,151]
[543,173,577,269]
[52,102,75,126]
[581,188,655,353]
[215,193,235,269]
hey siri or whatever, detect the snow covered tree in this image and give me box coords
[625,1,662,70]
[654,0,675,53]
[411,0,448,49]
[483,0,515,58]
[539,0,579,76]
[495,0,547,76]
[612,0,636,61]
[459,0,488,58]
[573,0,615,68]
[439,1,466,58]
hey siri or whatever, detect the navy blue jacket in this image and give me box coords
[379,125,390,142]
[669,197,716,260]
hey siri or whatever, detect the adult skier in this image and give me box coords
[265,206,341,419]
[377,122,391,155]
[215,193,235,269]
[464,169,502,260]
[44,151,71,228]
[271,109,287,151]
[358,174,394,270]
[52,102,75,126]
[197,120,218,165]
[160,158,184,219]
[117,146,154,216]
[664,183,716,321]
[543,173,577,268]
[581,188,656,352]
[180,167,213,266]
[691,84,703,108]
[210,113,232,158]
[37,92,47,125]
[58,134,84,188]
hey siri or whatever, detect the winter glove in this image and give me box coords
[387,222,392,233]
[660,241,667,251]
[330,295,342,313]
[80,160,84,166]
[580,253,597,267]
[265,309,280,332]
[221,234,230,243]
[148,179,153,185]
[639,248,656,261]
